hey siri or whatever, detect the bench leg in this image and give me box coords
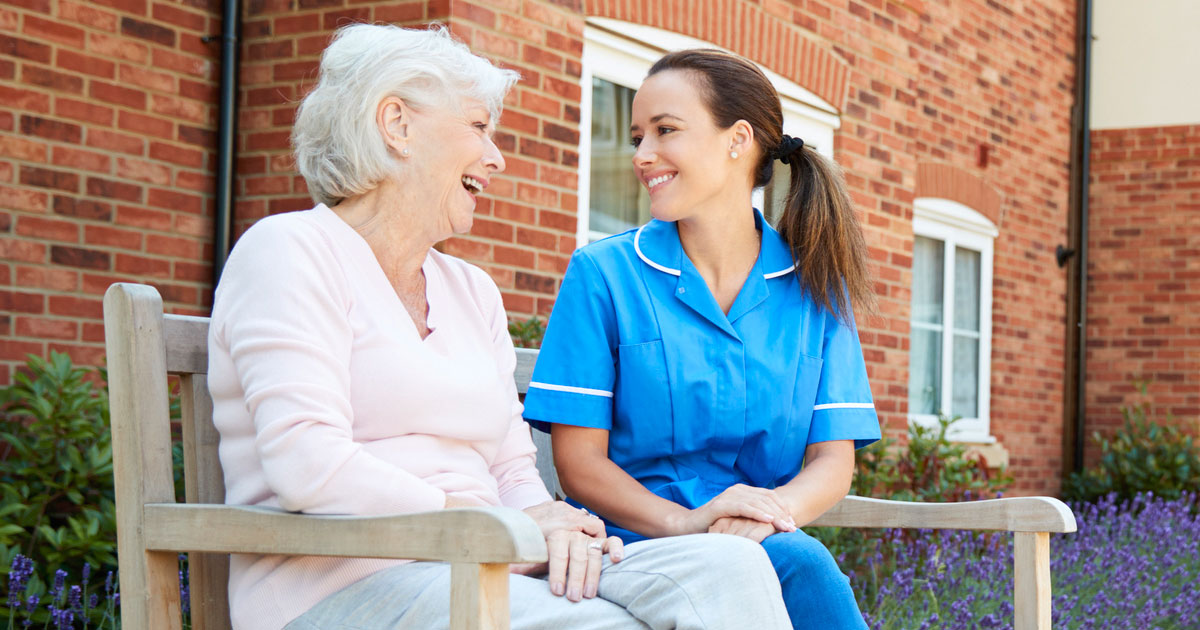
[1013,531,1052,630]
[450,563,510,630]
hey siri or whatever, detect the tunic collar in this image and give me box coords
[632,209,796,280]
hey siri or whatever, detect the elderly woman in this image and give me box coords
[207,23,792,630]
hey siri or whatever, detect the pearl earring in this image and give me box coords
[401,148,411,157]
[730,150,739,159]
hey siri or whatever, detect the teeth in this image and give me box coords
[461,175,483,194]
[647,174,674,188]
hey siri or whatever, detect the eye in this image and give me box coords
[657,126,675,135]
[474,122,489,132]
[630,135,642,148]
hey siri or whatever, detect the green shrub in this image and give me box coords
[0,352,117,596]
[1063,383,1200,504]
[812,415,1013,574]
[508,316,546,349]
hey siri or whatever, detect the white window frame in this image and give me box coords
[910,198,997,442]
[578,18,841,246]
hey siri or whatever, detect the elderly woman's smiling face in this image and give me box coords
[401,97,506,237]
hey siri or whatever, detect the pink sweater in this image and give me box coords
[208,205,552,630]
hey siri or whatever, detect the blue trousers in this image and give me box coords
[762,531,868,630]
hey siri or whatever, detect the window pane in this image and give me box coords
[951,334,979,418]
[588,78,650,238]
[908,328,942,415]
[954,247,981,331]
[911,236,944,324]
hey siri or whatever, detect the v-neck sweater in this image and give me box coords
[208,205,551,630]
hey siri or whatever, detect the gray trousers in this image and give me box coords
[285,533,792,630]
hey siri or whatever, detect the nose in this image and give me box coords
[483,135,506,173]
[632,138,655,170]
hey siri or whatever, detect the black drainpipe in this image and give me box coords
[1062,0,1093,475]
[211,0,240,286]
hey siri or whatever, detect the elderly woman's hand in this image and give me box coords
[517,501,624,601]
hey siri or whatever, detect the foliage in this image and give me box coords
[0,353,184,627]
[5,555,120,630]
[854,492,1200,629]
[508,316,546,349]
[1063,383,1200,504]
[812,415,1013,574]
[0,353,117,599]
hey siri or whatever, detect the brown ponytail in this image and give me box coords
[647,50,875,323]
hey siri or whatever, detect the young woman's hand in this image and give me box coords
[676,484,796,535]
[518,501,625,601]
[707,516,778,543]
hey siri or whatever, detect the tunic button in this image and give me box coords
[678,287,686,294]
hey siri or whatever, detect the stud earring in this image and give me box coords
[730,150,739,159]
[401,148,411,157]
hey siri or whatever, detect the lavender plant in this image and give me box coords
[855,492,1200,629]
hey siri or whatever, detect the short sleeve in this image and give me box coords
[522,251,618,433]
[806,305,882,449]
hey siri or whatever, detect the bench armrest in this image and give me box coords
[143,504,549,564]
[809,495,1077,533]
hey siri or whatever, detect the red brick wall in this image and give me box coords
[1085,124,1200,457]
[1,0,221,383]
[2,0,1082,491]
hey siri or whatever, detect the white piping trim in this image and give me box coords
[634,224,681,276]
[528,382,614,398]
[812,402,876,411]
[763,265,796,279]
[635,224,798,280]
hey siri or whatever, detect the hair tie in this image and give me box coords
[772,134,805,164]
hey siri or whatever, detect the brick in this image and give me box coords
[91,80,147,109]
[56,98,115,126]
[87,32,149,63]
[151,2,206,31]
[59,1,119,31]
[149,141,205,168]
[120,16,176,47]
[53,195,112,221]
[0,34,51,63]
[15,317,77,340]
[84,224,142,249]
[86,128,145,155]
[57,50,116,79]
[118,63,175,93]
[22,65,84,93]
[20,165,79,192]
[151,49,211,77]
[0,85,50,112]
[149,94,208,124]
[0,236,47,262]
[115,252,170,277]
[52,146,111,173]
[178,124,215,147]
[15,266,78,291]
[116,157,171,185]
[18,215,78,242]
[0,136,47,162]
[115,205,171,231]
[147,187,202,213]
[51,245,110,270]
[86,177,142,202]
[118,110,174,139]
[47,295,102,318]
[0,186,49,213]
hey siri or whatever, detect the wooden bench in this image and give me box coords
[104,282,1076,630]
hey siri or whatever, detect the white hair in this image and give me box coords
[291,23,519,206]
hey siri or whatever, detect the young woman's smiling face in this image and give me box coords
[629,70,751,223]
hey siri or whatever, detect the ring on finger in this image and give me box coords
[587,540,604,551]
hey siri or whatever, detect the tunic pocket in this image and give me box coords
[769,352,824,482]
[613,340,674,461]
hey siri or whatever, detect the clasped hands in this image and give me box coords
[517,500,623,602]
[674,484,797,543]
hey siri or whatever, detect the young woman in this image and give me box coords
[523,49,880,629]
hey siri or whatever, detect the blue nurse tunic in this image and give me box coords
[523,210,881,544]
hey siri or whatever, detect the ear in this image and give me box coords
[377,96,411,157]
[728,119,755,156]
